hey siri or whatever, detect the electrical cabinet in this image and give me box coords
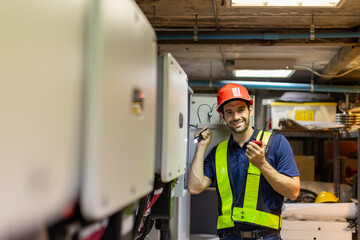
[156,53,189,183]
[80,0,157,220]
[0,0,86,237]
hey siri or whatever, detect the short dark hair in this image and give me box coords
[219,99,251,115]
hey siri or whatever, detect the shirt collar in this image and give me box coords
[228,127,258,148]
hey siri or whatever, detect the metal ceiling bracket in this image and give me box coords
[209,60,213,81]
[152,6,156,26]
[310,62,315,92]
[193,14,198,41]
[310,79,315,92]
[310,14,315,40]
[220,46,229,77]
[212,0,220,31]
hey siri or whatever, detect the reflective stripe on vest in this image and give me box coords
[215,139,234,229]
[215,131,281,230]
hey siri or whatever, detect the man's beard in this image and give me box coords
[226,116,250,134]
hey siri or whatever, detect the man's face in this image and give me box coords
[221,100,253,134]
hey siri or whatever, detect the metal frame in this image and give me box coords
[275,128,359,239]
[358,128,360,240]
[272,129,341,197]
[340,128,360,240]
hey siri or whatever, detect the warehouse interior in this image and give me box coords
[1,0,360,240]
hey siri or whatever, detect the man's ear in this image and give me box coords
[220,112,225,121]
[249,105,254,117]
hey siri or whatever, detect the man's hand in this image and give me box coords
[194,127,211,148]
[246,141,300,200]
[245,141,267,168]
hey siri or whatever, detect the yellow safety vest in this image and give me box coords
[215,130,282,231]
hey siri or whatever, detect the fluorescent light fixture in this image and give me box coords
[231,0,342,7]
[234,59,294,70]
[234,69,295,78]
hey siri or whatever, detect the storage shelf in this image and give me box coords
[273,128,360,240]
[272,128,341,197]
[272,129,337,138]
[340,127,360,139]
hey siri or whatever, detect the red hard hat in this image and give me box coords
[217,83,253,113]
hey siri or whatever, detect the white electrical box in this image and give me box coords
[0,0,85,237]
[80,0,157,220]
[156,53,189,183]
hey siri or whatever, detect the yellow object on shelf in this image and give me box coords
[270,102,337,129]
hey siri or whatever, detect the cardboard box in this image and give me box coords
[294,155,315,181]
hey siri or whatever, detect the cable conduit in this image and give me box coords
[189,80,360,93]
[157,32,360,41]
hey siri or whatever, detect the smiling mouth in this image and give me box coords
[231,120,244,127]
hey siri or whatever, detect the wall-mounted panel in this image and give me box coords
[156,54,189,183]
[0,0,85,236]
[80,0,157,220]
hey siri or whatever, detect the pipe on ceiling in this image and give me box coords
[189,80,360,93]
[157,32,360,40]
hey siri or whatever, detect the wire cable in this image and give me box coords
[211,103,218,114]
[294,65,360,78]
[196,104,212,123]
[137,214,154,240]
[132,196,148,239]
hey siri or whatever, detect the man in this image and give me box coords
[188,83,300,240]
